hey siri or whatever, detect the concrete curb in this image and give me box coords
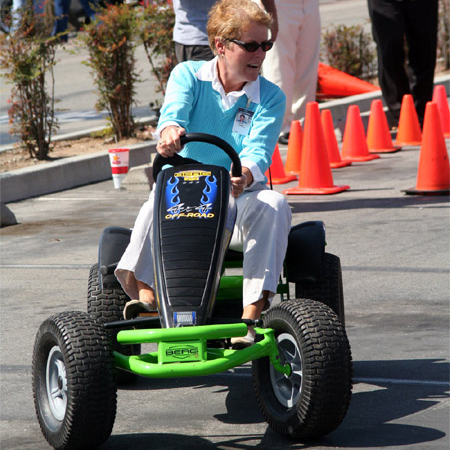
[1,203,17,227]
[0,141,157,204]
[1,75,448,205]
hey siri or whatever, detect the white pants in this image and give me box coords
[115,184,292,308]
[262,0,321,133]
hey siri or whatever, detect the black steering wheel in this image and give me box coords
[152,133,242,182]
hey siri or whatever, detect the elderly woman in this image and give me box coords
[116,0,291,347]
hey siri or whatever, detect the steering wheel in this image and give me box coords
[152,133,242,182]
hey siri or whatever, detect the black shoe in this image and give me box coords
[387,111,400,130]
[278,132,290,145]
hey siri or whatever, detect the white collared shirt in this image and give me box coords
[196,57,261,110]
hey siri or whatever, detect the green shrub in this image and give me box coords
[321,23,377,81]
[80,4,139,140]
[137,1,177,97]
[0,2,59,160]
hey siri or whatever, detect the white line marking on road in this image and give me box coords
[32,198,118,201]
[353,377,450,387]
[343,266,449,274]
[213,371,450,387]
[0,264,91,269]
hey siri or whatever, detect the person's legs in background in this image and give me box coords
[11,0,25,32]
[79,0,97,24]
[368,0,409,128]
[262,0,300,140]
[262,0,320,144]
[174,42,215,62]
[52,0,71,42]
[404,0,438,125]
[290,0,320,128]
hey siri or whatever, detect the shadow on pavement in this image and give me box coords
[321,358,449,447]
[112,358,448,449]
[288,195,449,214]
[104,432,308,449]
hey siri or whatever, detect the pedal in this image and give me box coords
[138,311,159,318]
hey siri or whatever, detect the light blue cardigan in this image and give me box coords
[157,60,286,185]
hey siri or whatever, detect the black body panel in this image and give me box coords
[98,226,131,289]
[285,221,326,283]
[153,164,236,328]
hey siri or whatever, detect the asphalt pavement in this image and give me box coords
[1,0,449,442]
[1,121,449,448]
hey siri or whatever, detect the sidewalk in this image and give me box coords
[1,75,449,206]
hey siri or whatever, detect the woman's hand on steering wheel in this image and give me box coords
[230,165,253,198]
[157,125,186,158]
[230,172,247,198]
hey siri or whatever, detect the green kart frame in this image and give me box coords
[32,133,352,450]
[113,323,290,378]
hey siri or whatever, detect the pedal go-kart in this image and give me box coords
[32,133,352,450]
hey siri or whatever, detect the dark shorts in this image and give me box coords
[174,43,215,63]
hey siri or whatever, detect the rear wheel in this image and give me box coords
[252,299,352,440]
[295,253,345,326]
[87,263,140,384]
[32,311,117,450]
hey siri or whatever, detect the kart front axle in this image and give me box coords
[113,323,291,378]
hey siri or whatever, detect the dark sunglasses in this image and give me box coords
[227,38,273,52]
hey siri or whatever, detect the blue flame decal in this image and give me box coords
[165,176,180,217]
[199,175,217,216]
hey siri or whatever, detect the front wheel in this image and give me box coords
[252,299,352,440]
[32,311,117,450]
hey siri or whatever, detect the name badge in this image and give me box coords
[232,107,254,136]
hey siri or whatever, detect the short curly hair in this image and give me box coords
[207,0,273,54]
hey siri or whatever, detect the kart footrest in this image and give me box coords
[104,316,161,330]
[210,318,262,327]
[103,317,262,331]
[138,311,159,317]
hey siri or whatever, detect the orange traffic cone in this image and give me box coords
[316,63,380,99]
[284,120,303,175]
[321,109,351,168]
[395,94,422,146]
[404,102,450,195]
[265,144,297,185]
[283,102,350,195]
[366,99,402,153]
[341,105,380,162]
[432,85,450,138]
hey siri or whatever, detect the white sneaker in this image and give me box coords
[231,327,256,349]
[123,300,157,320]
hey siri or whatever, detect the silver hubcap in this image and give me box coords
[46,346,67,421]
[270,333,303,407]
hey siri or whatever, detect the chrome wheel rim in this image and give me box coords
[46,346,67,421]
[270,333,303,407]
